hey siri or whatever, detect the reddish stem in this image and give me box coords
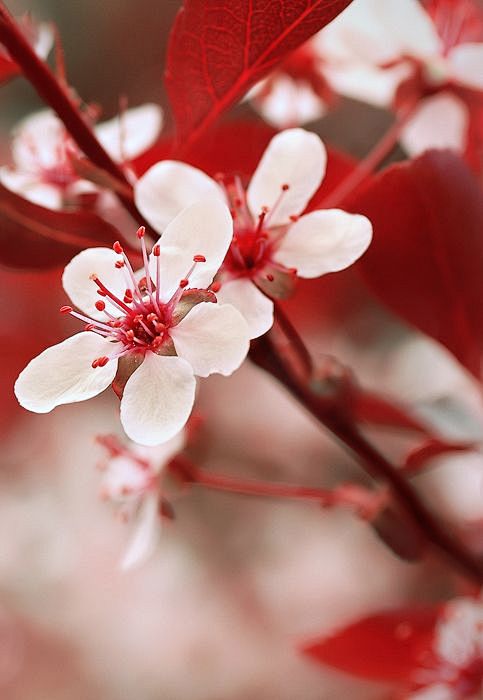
[249,334,483,585]
[321,102,418,208]
[171,456,381,518]
[273,301,313,378]
[0,3,149,233]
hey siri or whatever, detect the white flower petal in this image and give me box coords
[34,22,54,59]
[324,62,411,108]
[120,353,196,446]
[131,430,186,473]
[448,43,483,91]
[0,167,62,208]
[102,455,151,500]
[409,685,454,700]
[273,209,372,277]
[400,93,469,157]
[62,247,127,319]
[170,302,250,377]
[12,109,65,172]
[250,75,327,128]
[216,278,274,339]
[95,104,163,162]
[247,128,326,226]
[149,199,233,302]
[14,332,118,413]
[121,492,161,570]
[320,0,441,65]
[134,160,224,234]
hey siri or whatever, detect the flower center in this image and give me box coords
[60,227,209,368]
[216,175,297,287]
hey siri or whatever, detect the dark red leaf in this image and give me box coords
[350,151,483,379]
[134,121,355,195]
[403,438,476,475]
[165,0,353,146]
[133,119,277,179]
[301,607,439,682]
[0,182,123,270]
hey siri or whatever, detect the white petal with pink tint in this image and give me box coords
[34,22,54,59]
[12,110,65,172]
[216,278,274,339]
[171,302,250,377]
[135,160,224,233]
[321,0,441,65]
[101,455,151,501]
[95,104,163,162]
[120,353,196,446]
[251,75,327,128]
[409,685,454,700]
[131,431,186,473]
[448,43,483,91]
[14,332,118,413]
[0,168,62,208]
[324,62,411,108]
[62,247,128,319]
[247,129,326,226]
[149,199,233,302]
[121,492,161,570]
[274,209,372,278]
[400,93,469,156]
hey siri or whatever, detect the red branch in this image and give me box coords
[0,2,150,233]
[249,332,483,585]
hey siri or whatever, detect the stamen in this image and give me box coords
[264,183,290,227]
[91,275,133,314]
[92,355,110,369]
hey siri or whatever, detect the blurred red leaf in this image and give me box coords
[353,391,430,435]
[0,51,21,82]
[302,607,439,682]
[0,182,123,270]
[350,151,483,379]
[133,119,277,178]
[165,0,353,145]
[403,438,476,475]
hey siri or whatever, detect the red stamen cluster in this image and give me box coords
[60,228,207,368]
[217,175,298,283]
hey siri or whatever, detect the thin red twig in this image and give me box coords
[321,102,418,208]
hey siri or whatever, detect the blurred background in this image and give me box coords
[1,1,482,699]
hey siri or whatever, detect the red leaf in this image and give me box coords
[0,182,123,270]
[350,151,483,379]
[135,121,355,194]
[133,119,277,179]
[403,438,476,475]
[353,391,431,435]
[301,607,439,682]
[165,0,353,146]
[0,51,20,82]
